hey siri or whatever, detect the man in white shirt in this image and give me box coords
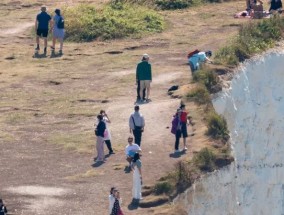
[129,105,145,146]
[125,136,141,168]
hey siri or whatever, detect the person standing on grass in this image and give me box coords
[131,152,143,200]
[0,199,7,215]
[129,105,145,146]
[94,114,106,162]
[100,110,114,155]
[136,54,152,103]
[35,6,51,54]
[51,9,65,55]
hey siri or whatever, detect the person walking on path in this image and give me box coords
[35,6,51,54]
[111,191,124,215]
[100,110,114,155]
[136,54,152,103]
[0,199,7,215]
[94,114,106,162]
[51,9,65,55]
[129,105,145,146]
[125,136,141,168]
[132,152,143,200]
[171,108,182,153]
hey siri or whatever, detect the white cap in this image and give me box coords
[143,53,149,59]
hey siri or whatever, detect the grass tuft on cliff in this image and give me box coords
[215,15,284,65]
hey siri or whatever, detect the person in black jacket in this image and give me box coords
[0,199,7,215]
[269,0,282,13]
[95,114,106,162]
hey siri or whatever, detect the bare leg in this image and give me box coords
[140,81,144,100]
[36,36,40,47]
[183,137,187,149]
[59,38,63,51]
[52,37,56,49]
[146,86,150,100]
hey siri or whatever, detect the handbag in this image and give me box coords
[118,208,124,215]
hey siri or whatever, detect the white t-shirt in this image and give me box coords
[125,144,141,156]
[109,194,115,214]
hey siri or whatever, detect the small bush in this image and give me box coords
[193,69,219,93]
[63,3,164,41]
[185,85,211,105]
[193,147,216,171]
[154,181,174,195]
[206,111,229,140]
[174,161,192,191]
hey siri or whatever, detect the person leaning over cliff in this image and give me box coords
[136,54,152,103]
[188,50,213,73]
[35,6,52,54]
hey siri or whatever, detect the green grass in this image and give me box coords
[63,3,165,41]
[193,147,216,171]
[215,15,284,65]
[206,111,229,140]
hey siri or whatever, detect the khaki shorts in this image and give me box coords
[140,80,151,89]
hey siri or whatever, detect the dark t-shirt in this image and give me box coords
[36,12,51,30]
[269,0,282,10]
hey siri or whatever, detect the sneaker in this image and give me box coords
[35,46,40,51]
[50,46,55,50]
[109,151,115,155]
[184,147,188,151]
[175,149,180,153]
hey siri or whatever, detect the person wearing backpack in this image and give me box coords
[51,9,65,55]
[94,114,106,162]
[0,199,7,215]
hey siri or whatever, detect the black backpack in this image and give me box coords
[57,16,64,29]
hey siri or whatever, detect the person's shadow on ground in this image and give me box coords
[169,150,186,158]
[124,165,131,174]
[33,52,47,58]
[127,198,140,210]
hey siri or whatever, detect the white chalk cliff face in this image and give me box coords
[174,50,284,215]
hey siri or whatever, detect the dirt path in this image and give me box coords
[0,1,246,214]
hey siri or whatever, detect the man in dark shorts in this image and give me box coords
[35,6,51,54]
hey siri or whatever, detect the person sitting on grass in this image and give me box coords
[188,50,213,73]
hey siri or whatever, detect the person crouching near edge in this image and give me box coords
[188,50,213,73]
[94,114,106,162]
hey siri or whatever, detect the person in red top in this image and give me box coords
[180,104,188,150]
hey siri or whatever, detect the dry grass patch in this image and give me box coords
[65,169,104,181]
[47,132,94,153]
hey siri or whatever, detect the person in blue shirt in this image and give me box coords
[35,6,51,54]
[188,51,213,72]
